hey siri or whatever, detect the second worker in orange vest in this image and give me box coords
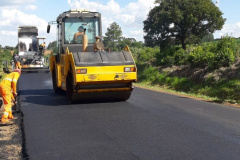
[0,69,21,124]
[15,61,22,69]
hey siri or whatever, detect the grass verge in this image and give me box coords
[136,63,240,105]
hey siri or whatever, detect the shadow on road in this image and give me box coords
[23,95,68,106]
[19,89,61,96]
[19,89,128,106]
[19,89,68,106]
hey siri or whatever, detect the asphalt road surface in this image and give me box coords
[19,72,240,160]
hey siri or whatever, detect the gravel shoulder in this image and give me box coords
[0,98,23,160]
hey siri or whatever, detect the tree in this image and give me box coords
[103,22,123,51]
[4,46,14,50]
[47,41,58,54]
[118,38,131,50]
[116,37,144,50]
[201,33,214,43]
[131,41,144,48]
[0,49,13,65]
[144,0,225,50]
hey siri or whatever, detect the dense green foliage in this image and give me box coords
[144,0,225,50]
[118,38,143,50]
[187,37,239,68]
[3,46,16,50]
[131,37,240,69]
[0,48,15,67]
[47,41,58,54]
[201,33,214,43]
[131,47,159,64]
[0,48,16,81]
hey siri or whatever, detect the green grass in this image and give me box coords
[134,82,219,102]
[136,63,240,104]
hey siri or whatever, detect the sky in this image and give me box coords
[0,0,239,47]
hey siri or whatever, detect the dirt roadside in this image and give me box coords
[0,98,23,160]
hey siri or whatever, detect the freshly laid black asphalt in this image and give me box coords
[19,72,240,160]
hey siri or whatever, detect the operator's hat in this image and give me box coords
[95,36,100,39]
[78,26,84,31]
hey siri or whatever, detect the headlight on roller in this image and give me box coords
[76,68,87,74]
[124,67,136,72]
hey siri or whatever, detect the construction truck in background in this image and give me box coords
[47,9,137,103]
[17,26,48,72]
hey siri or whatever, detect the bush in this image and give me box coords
[139,65,159,82]
[156,46,177,65]
[151,36,240,69]
[173,48,188,65]
[131,47,159,64]
[215,80,240,102]
[0,49,14,66]
[188,46,215,68]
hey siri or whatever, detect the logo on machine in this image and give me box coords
[115,74,128,80]
[88,74,97,80]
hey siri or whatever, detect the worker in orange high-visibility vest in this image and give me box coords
[0,69,21,124]
[15,60,21,69]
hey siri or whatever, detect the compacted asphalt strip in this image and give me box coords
[19,72,240,160]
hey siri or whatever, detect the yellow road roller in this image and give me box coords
[47,9,137,103]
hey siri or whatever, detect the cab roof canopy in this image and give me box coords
[36,36,46,40]
[18,26,38,37]
[56,9,101,23]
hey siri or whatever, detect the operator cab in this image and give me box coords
[47,9,102,54]
[64,16,100,44]
[37,36,46,54]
